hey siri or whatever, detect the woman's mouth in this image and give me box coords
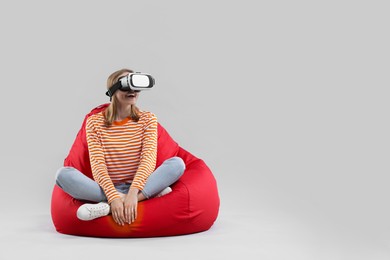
[126,93,136,98]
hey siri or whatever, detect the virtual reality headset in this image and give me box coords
[105,72,155,99]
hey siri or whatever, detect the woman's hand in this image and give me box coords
[124,188,139,224]
[110,198,125,226]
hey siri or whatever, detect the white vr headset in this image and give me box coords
[105,72,155,100]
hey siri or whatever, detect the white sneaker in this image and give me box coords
[155,187,172,198]
[77,202,110,221]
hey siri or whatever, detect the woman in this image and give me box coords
[55,68,185,226]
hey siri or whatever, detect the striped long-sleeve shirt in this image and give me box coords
[86,110,158,203]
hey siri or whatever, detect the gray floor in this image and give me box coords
[2,199,389,260]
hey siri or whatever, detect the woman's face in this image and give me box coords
[114,72,140,106]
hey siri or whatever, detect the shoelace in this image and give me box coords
[87,205,109,218]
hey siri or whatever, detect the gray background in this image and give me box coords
[0,0,389,259]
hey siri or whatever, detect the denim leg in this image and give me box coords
[142,156,186,199]
[114,183,131,194]
[55,166,107,202]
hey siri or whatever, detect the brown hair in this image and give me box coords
[104,68,140,126]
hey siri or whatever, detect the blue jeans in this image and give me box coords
[55,156,185,202]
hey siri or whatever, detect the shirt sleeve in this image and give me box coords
[86,116,120,204]
[131,113,158,190]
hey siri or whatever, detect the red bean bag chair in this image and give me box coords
[51,103,220,237]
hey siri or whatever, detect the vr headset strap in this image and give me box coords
[105,81,121,101]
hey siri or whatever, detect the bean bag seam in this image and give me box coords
[178,179,192,223]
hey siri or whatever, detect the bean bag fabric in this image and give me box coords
[51,104,220,237]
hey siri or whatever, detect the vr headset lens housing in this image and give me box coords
[129,74,151,88]
[106,73,155,98]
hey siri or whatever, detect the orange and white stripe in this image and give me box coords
[86,110,157,203]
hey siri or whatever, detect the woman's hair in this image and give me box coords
[104,68,141,126]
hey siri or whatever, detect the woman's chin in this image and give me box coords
[126,97,137,103]
[119,99,137,106]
